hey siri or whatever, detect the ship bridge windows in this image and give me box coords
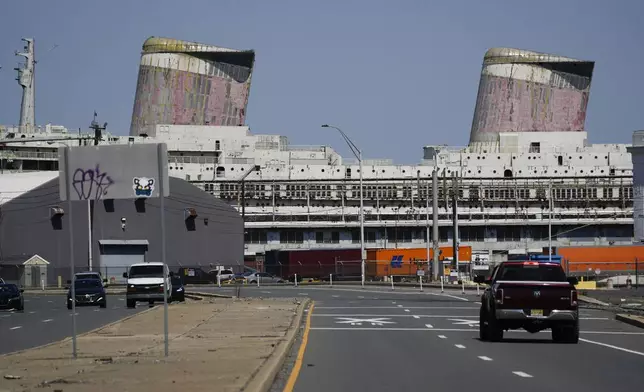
[216,167,225,178]
[280,230,304,244]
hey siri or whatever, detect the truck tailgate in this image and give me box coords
[495,281,574,310]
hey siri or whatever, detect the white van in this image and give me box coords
[123,262,172,308]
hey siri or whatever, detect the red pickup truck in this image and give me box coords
[474,261,579,343]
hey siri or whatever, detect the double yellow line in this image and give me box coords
[283,302,315,392]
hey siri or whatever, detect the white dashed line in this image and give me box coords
[261,291,271,294]
[94,309,100,312]
[478,356,493,361]
[455,344,466,349]
[404,309,410,312]
[513,371,533,378]
[118,298,125,301]
[297,293,309,296]
[397,304,403,307]
[475,302,482,305]
[392,302,397,304]
[69,313,79,316]
[580,338,644,357]
[438,335,447,339]
[413,315,420,319]
[42,319,53,323]
[425,324,434,328]
[47,301,53,303]
[358,296,365,299]
[10,326,22,330]
[332,295,340,298]
[28,311,36,314]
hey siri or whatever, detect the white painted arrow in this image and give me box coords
[448,318,479,327]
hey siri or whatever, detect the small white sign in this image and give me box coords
[416,270,425,276]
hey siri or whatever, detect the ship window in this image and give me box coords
[529,142,540,153]
[216,167,225,178]
[558,156,563,166]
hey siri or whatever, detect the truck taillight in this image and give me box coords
[495,288,504,305]
[571,290,578,306]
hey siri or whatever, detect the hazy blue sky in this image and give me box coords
[0,0,642,163]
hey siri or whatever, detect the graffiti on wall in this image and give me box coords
[72,165,114,200]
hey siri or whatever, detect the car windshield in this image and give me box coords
[498,263,567,282]
[0,284,19,294]
[129,265,164,278]
[74,280,103,289]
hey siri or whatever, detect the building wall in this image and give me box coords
[0,177,243,285]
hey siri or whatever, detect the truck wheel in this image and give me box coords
[479,308,489,341]
[487,312,504,342]
[126,299,136,309]
[553,323,579,344]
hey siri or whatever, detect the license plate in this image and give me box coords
[531,309,544,316]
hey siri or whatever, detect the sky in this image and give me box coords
[0,0,643,163]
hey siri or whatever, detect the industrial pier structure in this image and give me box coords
[0,38,637,268]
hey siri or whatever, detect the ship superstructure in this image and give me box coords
[0,39,636,263]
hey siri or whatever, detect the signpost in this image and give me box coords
[59,143,169,358]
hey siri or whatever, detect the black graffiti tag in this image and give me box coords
[72,165,114,200]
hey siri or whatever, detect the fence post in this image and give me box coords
[390,275,394,291]
[329,274,333,287]
[419,275,423,292]
[294,274,298,287]
[440,276,444,293]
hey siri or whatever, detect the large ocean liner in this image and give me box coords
[0,37,635,267]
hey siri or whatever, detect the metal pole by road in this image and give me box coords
[548,178,553,262]
[452,172,459,280]
[432,170,439,281]
[321,124,365,287]
[425,180,430,279]
[87,200,92,271]
[158,144,169,357]
[63,148,77,358]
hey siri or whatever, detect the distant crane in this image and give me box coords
[89,111,108,146]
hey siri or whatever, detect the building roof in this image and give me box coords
[0,172,59,206]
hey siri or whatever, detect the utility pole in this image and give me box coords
[87,113,108,271]
[548,178,553,262]
[452,172,459,279]
[432,169,439,281]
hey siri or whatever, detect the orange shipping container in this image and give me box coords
[366,246,472,277]
[558,246,644,273]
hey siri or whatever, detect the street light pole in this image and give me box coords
[321,124,365,287]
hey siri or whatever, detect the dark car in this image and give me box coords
[67,279,107,309]
[0,284,24,311]
[171,276,185,302]
[475,260,579,344]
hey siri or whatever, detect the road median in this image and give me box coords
[615,313,644,329]
[0,297,305,392]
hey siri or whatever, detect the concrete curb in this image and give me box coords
[243,298,312,392]
[183,294,203,301]
[185,291,233,299]
[0,305,158,358]
[615,313,644,329]
[579,295,610,307]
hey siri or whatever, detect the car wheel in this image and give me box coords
[100,301,107,309]
[67,303,72,310]
[479,307,489,341]
[179,295,185,302]
[487,311,504,342]
[126,299,136,309]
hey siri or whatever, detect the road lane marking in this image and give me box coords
[331,295,340,298]
[358,296,364,299]
[261,291,272,294]
[10,326,22,330]
[297,293,309,296]
[580,338,644,357]
[309,327,644,334]
[314,306,479,309]
[47,301,53,303]
[283,302,315,392]
[513,371,533,378]
[404,309,410,312]
[42,319,53,323]
[438,335,447,339]
[413,315,420,319]
[94,309,100,312]
[478,356,493,361]
[475,302,482,305]
[392,302,397,304]
[425,324,434,328]
[455,344,466,349]
[313,314,477,318]
[28,311,36,314]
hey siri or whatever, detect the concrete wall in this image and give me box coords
[0,176,243,285]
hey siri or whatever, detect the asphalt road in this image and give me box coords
[0,294,149,355]
[214,285,644,392]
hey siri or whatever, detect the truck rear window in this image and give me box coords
[498,264,567,282]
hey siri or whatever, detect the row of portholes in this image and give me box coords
[467,155,611,161]
[465,169,614,175]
